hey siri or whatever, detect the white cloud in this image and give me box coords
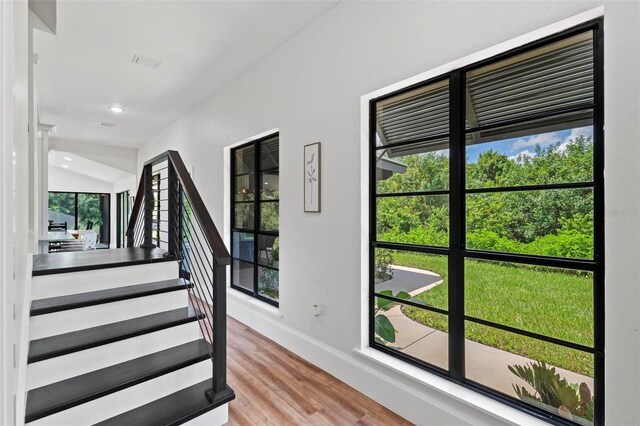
[566,126,593,142]
[509,150,536,162]
[512,132,562,150]
[556,126,594,153]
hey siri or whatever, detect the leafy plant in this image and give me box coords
[509,361,593,423]
[374,249,394,284]
[374,290,427,344]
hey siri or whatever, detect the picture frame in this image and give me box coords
[304,142,321,212]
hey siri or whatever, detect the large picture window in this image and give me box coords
[231,134,280,306]
[369,21,603,426]
[48,191,111,245]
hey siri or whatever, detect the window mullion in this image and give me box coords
[448,70,466,381]
[254,140,260,298]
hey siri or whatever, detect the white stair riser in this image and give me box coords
[30,291,190,339]
[27,322,202,390]
[32,262,179,299]
[29,360,212,426]
[182,404,228,426]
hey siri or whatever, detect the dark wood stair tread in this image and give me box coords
[95,380,235,426]
[31,278,189,316]
[25,340,211,423]
[32,247,175,276]
[28,307,204,363]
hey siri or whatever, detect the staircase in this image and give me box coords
[25,151,234,425]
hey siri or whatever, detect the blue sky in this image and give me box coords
[465,126,594,163]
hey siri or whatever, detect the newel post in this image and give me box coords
[141,164,155,248]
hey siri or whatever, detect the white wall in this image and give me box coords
[50,137,138,175]
[138,2,640,425]
[2,1,31,424]
[48,165,113,194]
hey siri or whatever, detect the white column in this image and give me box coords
[37,124,54,247]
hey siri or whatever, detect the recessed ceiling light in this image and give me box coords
[63,156,72,161]
[109,106,124,113]
[61,164,69,169]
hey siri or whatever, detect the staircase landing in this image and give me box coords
[33,247,174,276]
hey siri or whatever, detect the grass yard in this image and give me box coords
[391,251,594,377]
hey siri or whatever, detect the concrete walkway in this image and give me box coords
[375,265,443,296]
[381,304,594,398]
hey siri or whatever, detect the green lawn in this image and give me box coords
[392,251,594,377]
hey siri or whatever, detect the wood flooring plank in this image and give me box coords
[226,316,412,426]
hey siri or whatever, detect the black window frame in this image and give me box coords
[116,190,131,248]
[230,133,280,307]
[48,190,112,246]
[368,19,604,426]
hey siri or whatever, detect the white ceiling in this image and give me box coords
[49,150,133,183]
[35,1,337,148]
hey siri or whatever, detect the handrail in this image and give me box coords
[166,151,230,266]
[125,149,234,405]
[126,151,230,266]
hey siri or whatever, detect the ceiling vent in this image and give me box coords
[99,121,117,127]
[132,54,161,69]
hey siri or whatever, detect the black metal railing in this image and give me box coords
[126,151,234,405]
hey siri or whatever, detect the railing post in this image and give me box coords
[205,261,229,402]
[167,161,178,257]
[141,164,155,248]
[126,221,134,248]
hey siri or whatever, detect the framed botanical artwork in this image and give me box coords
[304,142,321,212]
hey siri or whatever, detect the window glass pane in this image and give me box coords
[466,31,594,128]
[374,298,448,371]
[48,193,76,229]
[235,175,254,201]
[78,193,103,234]
[374,248,448,312]
[466,122,593,189]
[235,145,255,174]
[376,79,449,145]
[260,137,279,170]
[260,202,279,231]
[376,195,449,247]
[258,266,279,301]
[465,322,594,425]
[257,235,279,268]
[260,172,279,200]
[466,188,593,259]
[234,203,254,230]
[232,232,254,262]
[376,142,449,194]
[232,259,254,292]
[464,259,593,347]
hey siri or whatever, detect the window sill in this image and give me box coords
[353,347,548,426]
[228,287,281,318]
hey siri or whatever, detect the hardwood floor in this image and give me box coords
[226,317,413,426]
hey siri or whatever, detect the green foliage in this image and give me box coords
[377,136,594,258]
[374,290,426,344]
[48,193,75,216]
[509,361,594,423]
[48,192,104,234]
[394,251,594,376]
[258,240,279,300]
[260,202,279,231]
[374,249,394,284]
